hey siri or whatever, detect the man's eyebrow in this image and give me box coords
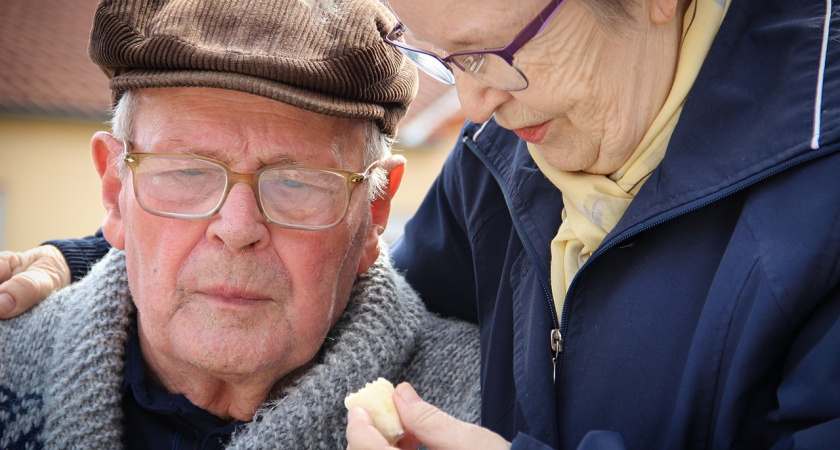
[211,152,301,168]
[260,155,300,166]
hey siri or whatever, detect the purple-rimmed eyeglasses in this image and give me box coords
[385,0,566,91]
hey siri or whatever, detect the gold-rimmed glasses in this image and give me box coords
[122,144,376,230]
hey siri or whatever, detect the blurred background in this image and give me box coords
[0,0,466,251]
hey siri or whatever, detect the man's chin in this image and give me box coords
[168,315,286,369]
[177,336,289,378]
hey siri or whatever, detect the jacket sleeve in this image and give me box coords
[43,229,112,282]
[391,129,479,322]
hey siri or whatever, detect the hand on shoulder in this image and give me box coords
[0,245,71,318]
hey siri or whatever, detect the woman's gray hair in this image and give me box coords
[110,89,392,202]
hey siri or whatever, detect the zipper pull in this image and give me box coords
[550,328,563,383]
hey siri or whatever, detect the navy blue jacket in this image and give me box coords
[48,0,840,448]
[391,0,840,448]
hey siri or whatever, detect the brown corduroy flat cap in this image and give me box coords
[88,0,418,137]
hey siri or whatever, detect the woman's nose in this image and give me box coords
[453,70,513,124]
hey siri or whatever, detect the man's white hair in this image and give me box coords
[110,89,392,202]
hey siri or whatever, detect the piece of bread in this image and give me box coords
[345,378,405,444]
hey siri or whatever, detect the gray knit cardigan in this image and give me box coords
[0,249,480,449]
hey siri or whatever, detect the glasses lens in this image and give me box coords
[395,47,456,85]
[259,168,349,228]
[135,156,226,218]
[450,53,528,91]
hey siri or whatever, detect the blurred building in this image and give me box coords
[0,0,464,251]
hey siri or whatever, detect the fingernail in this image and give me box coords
[0,293,15,314]
[395,383,422,405]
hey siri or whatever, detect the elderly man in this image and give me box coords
[0,0,479,448]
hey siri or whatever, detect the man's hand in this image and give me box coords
[346,382,511,450]
[0,245,71,318]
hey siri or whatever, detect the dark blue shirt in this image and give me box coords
[122,328,246,449]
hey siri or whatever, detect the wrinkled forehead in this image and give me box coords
[130,88,367,168]
[386,0,545,50]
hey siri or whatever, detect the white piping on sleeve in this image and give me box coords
[812,0,833,149]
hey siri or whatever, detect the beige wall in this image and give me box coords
[0,117,107,251]
[0,115,459,251]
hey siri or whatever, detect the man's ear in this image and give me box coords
[91,132,126,250]
[356,155,406,274]
[650,0,680,25]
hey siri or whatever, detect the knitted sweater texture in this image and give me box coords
[0,249,480,449]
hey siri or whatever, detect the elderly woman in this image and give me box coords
[2,0,839,448]
[346,0,840,448]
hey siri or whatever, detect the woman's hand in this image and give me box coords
[0,245,71,318]
[347,382,511,450]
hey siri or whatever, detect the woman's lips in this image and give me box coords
[513,121,549,144]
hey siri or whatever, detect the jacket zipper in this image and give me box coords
[550,328,563,383]
[463,134,563,388]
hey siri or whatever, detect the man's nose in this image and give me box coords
[453,71,513,124]
[206,183,270,251]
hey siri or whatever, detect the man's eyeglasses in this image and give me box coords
[385,0,566,91]
[123,144,376,231]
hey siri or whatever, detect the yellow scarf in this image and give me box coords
[529,0,730,319]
